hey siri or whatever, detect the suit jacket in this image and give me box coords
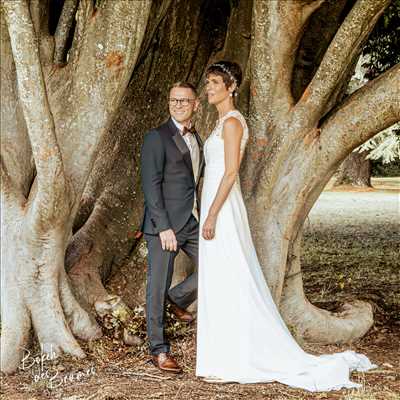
[140,118,204,235]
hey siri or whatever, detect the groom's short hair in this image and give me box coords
[170,81,197,97]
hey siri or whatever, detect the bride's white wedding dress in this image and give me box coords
[195,110,375,392]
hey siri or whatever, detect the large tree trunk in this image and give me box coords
[1,0,151,373]
[331,151,372,188]
[242,0,398,343]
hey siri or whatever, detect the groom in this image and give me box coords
[140,82,204,373]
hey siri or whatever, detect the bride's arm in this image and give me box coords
[202,117,243,240]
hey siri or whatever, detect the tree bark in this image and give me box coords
[242,0,396,344]
[332,151,372,188]
[1,0,151,373]
[53,0,78,65]
[1,0,98,373]
[281,227,374,343]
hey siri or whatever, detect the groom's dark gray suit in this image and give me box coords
[140,118,204,355]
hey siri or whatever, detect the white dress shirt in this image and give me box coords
[171,117,200,221]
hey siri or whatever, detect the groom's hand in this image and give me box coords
[159,229,178,252]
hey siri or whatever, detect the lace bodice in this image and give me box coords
[210,110,248,147]
[204,110,249,181]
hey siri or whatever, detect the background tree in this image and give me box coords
[1,0,399,374]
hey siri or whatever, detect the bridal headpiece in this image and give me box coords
[211,63,238,87]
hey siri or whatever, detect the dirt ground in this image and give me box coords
[1,178,399,400]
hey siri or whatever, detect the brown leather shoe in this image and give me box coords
[168,301,194,323]
[151,352,182,373]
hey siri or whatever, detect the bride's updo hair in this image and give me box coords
[206,61,242,96]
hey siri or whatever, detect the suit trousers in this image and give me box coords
[144,215,199,355]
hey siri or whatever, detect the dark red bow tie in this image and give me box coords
[182,126,196,135]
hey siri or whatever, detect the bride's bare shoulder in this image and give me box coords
[221,116,243,141]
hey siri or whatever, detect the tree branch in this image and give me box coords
[250,0,323,119]
[295,0,391,125]
[29,0,54,67]
[67,0,93,66]
[3,0,67,195]
[53,0,79,65]
[319,63,400,164]
[251,0,322,127]
[249,0,325,139]
[301,0,326,17]
[29,0,50,37]
[243,0,324,195]
[0,8,34,198]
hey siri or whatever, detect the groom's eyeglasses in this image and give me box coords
[168,98,196,107]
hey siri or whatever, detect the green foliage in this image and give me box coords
[362,0,400,79]
[352,2,400,165]
[372,158,400,176]
[357,123,400,164]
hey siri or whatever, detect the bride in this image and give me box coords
[195,61,375,392]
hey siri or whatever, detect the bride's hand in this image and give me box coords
[202,214,217,240]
